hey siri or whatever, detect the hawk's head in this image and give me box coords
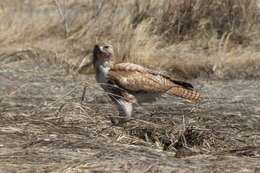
[93,43,114,62]
[78,43,114,74]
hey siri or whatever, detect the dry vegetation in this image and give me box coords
[1,55,260,172]
[0,0,260,173]
[0,0,260,78]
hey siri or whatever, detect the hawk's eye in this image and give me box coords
[103,45,109,49]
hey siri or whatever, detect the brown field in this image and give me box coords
[0,0,260,172]
[1,0,260,79]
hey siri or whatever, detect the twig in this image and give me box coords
[181,115,187,147]
[0,83,29,102]
[54,0,69,38]
[47,85,79,106]
[80,86,87,104]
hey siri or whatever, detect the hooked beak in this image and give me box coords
[104,52,112,59]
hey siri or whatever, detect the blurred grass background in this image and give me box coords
[0,0,260,79]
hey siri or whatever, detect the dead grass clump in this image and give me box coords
[119,119,217,157]
[174,126,205,149]
[156,0,258,43]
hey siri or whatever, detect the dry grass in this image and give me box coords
[1,1,260,172]
[0,0,260,79]
[0,53,260,172]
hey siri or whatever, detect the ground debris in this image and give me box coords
[0,53,260,173]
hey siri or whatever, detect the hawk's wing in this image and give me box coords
[108,63,187,93]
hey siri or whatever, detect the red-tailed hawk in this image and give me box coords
[78,43,202,124]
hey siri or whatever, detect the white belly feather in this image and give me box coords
[96,65,110,86]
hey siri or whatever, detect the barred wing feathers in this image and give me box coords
[108,63,201,101]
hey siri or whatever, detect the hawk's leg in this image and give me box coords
[111,99,133,125]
